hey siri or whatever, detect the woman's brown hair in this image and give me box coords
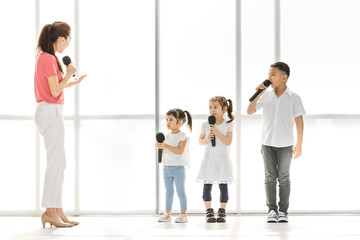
[209,96,234,123]
[36,21,71,73]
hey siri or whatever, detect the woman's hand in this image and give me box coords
[72,74,87,85]
[66,74,87,88]
[66,64,76,78]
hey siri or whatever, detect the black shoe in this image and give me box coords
[206,208,216,223]
[217,208,226,223]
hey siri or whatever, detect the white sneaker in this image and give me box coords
[175,214,188,223]
[267,210,278,223]
[277,211,288,223]
[158,213,171,222]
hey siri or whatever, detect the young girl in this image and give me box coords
[197,96,235,223]
[156,108,192,223]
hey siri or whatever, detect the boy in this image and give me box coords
[247,62,305,223]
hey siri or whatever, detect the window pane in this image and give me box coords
[79,0,155,115]
[79,120,155,211]
[291,117,360,211]
[0,121,36,210]
[281,0,360,114]
[160,0,236,114]
[240,117,360,211]
[0,1,35,115]
[159,0,237,211]
[240,117,267,212]
[241,0,275,114]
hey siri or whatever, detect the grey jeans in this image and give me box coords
[261,145,293,215]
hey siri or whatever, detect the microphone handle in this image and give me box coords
[211,138,216,147]
[249,88,265,102]
[158,149,162,163]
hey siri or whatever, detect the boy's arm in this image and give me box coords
[247,84,267,115]
[293,115,304,159]
[247,100,257,115]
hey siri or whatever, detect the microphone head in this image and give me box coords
[62,56,72,66]
[208,115,216,125]
[263,79,271,87]
[156,132,165,143]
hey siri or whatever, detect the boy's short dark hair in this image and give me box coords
[270,62,290,78]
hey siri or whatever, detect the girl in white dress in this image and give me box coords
[197,96,235,223]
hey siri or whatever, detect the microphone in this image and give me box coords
[156,132,165,163]
[249,79,271,102]
[208,116,216,147]
[62,56,75,77]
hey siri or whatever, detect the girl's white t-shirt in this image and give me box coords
[162,132,190,168]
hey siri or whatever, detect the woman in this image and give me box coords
[35,21,86,228]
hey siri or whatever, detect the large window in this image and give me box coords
[0,0,36,211]
[240,0,360,212]
[77,0,155,212]
[281,0,360,115]
[240,0,275,212]
[0,1,35,116]
[280,0,360,211]
[0,0,359,214]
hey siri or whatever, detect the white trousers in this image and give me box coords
[35,102,66,208]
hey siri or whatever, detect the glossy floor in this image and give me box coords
[1,215,360,239]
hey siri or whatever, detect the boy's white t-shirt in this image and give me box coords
[162,132,190,168]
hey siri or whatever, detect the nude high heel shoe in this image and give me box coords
[58,214,79,226]
[41,212,74,228]
[60,218,79,226]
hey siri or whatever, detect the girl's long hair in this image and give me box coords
[36,21,71,73]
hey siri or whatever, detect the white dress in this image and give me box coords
[196,120,235,184]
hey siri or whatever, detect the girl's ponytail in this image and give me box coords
[184,110,192,132]
[226,99,234,123]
